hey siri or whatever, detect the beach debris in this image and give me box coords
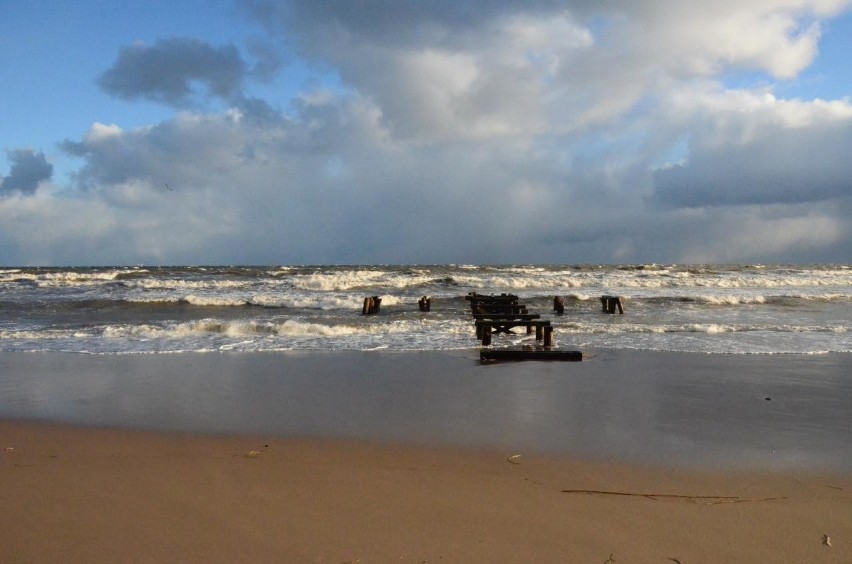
[600,295,624,314]
[561,488,786,505]
[243,444,271,459]
[667,559,683,564]
[708,496,787,505]
[507,454,522,465]
[822,534,831,547]
[603,553,616,563]
[3,446,14,452]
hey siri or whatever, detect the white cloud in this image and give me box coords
[2,0,852,265]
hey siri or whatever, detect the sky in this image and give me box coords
[2,0,852,266]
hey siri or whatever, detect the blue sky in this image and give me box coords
[2,1,852,265]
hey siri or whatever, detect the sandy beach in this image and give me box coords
[2,349,851,562]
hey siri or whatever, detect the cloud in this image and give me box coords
[1,149,53,196]
[652,93,852,207]
[97,37,248,107]
[3,0,852,265]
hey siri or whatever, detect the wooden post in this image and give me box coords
[482,324,491,346]
[535,324,544,341]
[419,296,431,312]
[543,326,554,347]
[554,296,565,314]
[362,296,382,315]
[600,296,624,314]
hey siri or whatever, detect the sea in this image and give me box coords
[1,264,850,355]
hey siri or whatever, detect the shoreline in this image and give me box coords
[2,349,851,561]
[1,348,851,472]
[2,418,850,562]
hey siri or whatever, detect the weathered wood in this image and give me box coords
[362,296,382,315]
[554,296,565,314]
[480,349,583,362]
[472,304,528,315]
[600,295,624,314]
[475,320,551,331]
[482,325,491,346]
[476,320,551,344]
[543,326,554,347]
[472,313,541,321]
[466,293,518,303]
[418,296,431,312]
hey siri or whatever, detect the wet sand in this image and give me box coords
[1,349,850,470]
[1,349,851,562]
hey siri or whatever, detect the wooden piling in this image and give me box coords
[418,296,431,312]
[362,296,382,315]
[554,296,565,314]
[543,326,554,347]
[600,295,624,314]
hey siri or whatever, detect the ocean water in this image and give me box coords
[0,264,849,355]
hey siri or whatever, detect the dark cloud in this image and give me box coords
[1,149,53,195]
[97,37,248,107]
[652,118,852,208]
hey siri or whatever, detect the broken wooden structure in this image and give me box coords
[600,295,624,314]
[468,291,581,360]
[362,296,382,315]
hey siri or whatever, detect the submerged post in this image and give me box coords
[600,296,624,314]
[554,296,565,314]
[543,326,554,347]
[419,296,431,312]
[362,296,382,315]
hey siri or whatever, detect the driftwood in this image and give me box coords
[481,349,581,362]
[561,488,787,504]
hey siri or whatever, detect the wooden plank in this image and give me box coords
[466,293,518,302]
[472,304,528,314]
[480,349,583,362]
[472,313,541,320]
[475,320,550,328]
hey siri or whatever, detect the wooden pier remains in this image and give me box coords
[466,292,580,359]
[362,296,382,315]
[600,295,624,314]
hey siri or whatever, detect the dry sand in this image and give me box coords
[2,420,850,563]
